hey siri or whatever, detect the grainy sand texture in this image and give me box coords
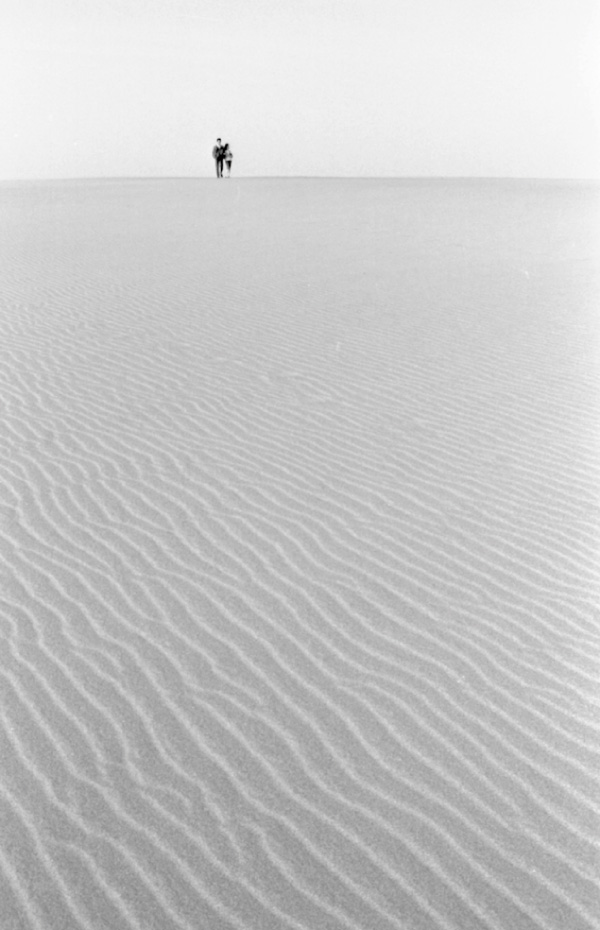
[0,178,599,930]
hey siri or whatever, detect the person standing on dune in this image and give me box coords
[223,143,233,176]
[212,138,224,177]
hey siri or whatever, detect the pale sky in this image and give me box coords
[2,0,599,179]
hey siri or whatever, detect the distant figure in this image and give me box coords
[223,144,233,177]
[212,138,224,177]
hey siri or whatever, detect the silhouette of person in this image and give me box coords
[212,138,224,177]
[223,144,233,177]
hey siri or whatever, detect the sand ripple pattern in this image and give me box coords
[0,178,599,930]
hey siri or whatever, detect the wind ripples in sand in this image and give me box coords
[0,178,599,930]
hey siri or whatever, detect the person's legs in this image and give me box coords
[218,158,224,177]
[226,160,232,176]
[215,159,220,177]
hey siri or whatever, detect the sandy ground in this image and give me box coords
[0,178,599,930]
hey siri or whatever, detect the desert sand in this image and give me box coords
[0,178,599,930]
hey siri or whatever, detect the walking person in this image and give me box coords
[223,143,233,177]
[212,138,224,177]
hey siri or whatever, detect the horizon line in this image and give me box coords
[2,174,599,184]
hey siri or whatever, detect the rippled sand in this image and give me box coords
[0,178,599,930]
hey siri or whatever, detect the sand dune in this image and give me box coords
[0,178,598,930]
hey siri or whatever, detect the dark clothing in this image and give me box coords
[212,144,224,177]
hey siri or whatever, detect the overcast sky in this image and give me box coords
[2,0,599,179]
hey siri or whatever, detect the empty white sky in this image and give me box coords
[2,0,599,178]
